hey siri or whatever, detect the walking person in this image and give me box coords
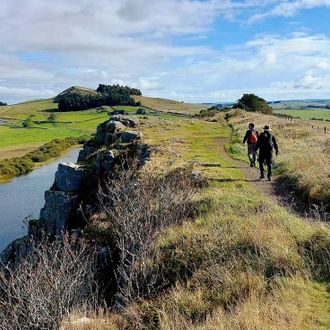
[243,122,259,167]
[255,125,278,181]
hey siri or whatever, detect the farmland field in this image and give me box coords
[273,108,330,120]
[0,93,205,160]
[271,99,330,121]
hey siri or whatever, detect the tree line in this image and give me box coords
[58,84,142,111]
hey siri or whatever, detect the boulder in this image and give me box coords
[0,235,32,270]
[108,115,138,128]
[114,131,143,143]
[39,190,78,238]
[55,162,84,192]
[106,120,126,133]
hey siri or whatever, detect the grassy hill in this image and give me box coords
[1,91,330,329]
[57,105,330,329]
[0,89,208,164]
[133,95,206,114]
[53,86,99,103]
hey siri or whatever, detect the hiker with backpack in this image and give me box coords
[255,125,278,181]
[243,122,259,167]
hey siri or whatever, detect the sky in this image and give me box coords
[1,0,330,105]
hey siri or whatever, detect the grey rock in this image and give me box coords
[39,190,78,238]
[114,131,143,143]
[106,120,126,133]
[55,162,84,192]
[0,235,32,270]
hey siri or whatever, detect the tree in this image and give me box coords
[233,93,273,114]
[58,84,141,111]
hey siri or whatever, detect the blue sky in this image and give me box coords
[1,0,330,105]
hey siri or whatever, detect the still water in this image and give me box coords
[0,148,81,253]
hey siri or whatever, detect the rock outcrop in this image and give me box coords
[0,114,150,269]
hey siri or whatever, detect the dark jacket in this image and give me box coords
[255,131,278,155]
[243,129,259,144]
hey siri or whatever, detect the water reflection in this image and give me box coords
[0,148,81,252]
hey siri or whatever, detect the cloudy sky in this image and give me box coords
[1,0,330,105]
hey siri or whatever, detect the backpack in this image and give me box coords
[249,130,258,143]
[264,132,273,149]
[268,133,274,149]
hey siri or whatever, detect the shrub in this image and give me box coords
[0,236,97,330]
[94,157,197,310]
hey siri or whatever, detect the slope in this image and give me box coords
[61,109,330,329]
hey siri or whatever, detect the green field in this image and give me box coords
[0,93,205,163]
[274,108,330,120]
[0,100,118,150]
[2,93,330,329]
[0,98,57,116]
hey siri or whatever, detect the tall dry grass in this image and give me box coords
[226,109,330,209]
[60,174,330,329]
[6,108,330,329]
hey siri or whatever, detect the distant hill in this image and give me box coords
[132,95,207,114]
[54,86,99,103]
[269,99,330,110]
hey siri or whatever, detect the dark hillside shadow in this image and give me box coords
[40,108,67,113]
[208,178,241,183]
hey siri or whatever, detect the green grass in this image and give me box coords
[0,98,57,116]
[0,136,85,177]
[226,109,330,205]
[0,125,88,148]
[111,111,330,328]
[2,94,330,329]
[111,105,141,113]
[0,103,111,152]
[274,109,330,120]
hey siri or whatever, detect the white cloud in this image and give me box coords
[248,0,330,23]
[136,77,161,91]
[260,52,277,67]
[0,86,55,103]
[312,60,330,70]
[293,75,323,89]
[0,1,330,104]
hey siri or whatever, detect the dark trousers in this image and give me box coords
[259,153,273,178]
[247,142,257,164]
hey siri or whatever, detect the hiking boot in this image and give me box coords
[267,176,272,181]
[259,175,265,179]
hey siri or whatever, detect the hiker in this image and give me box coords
[243,122,259,167]
[255,125,278,181]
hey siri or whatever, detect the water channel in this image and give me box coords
[0,147,81,253]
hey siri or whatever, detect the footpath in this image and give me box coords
[218,137,313,222]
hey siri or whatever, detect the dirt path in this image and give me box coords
[217,138,312,220]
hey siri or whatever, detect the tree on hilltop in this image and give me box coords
[233,93,273,114]
[58,84,142,111]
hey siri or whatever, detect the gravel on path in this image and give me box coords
[217,137,315,221]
